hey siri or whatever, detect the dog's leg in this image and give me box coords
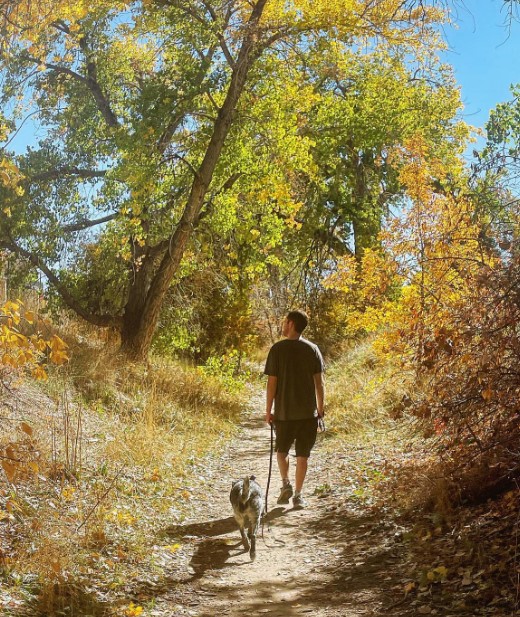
[248,521,257,561]
[240,526,250,552]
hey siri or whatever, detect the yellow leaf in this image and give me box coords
[481,387,493,401]
[50,350,69,365]
[32,366,48,380]
[50,335,68,352]
[2,353,16,367]
[20,421,33,437]
[1,460,16,483]
[164,543,181,553]
[61,486,76,501]
[433,566,448,579]
[37,338,48,352]
[125,603,144,617]
[24,310,35,324]
[404,581,416,595]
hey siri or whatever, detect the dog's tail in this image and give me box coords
[240,475,252,503]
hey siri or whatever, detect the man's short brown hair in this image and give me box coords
[287,310,308,334]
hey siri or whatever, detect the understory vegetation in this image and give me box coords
[0,330,246,616]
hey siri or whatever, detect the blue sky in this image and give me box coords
[442,2,520,142]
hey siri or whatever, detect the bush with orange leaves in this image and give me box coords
[0,299,68,383]
[327,136,520,502]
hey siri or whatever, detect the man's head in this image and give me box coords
[283,310,308,337]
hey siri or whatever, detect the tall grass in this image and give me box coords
[0,332,248,616]
[327,338,412,436]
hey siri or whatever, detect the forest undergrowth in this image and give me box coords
[327,339,520,615]
[0,330,247,617]
[0,330,519,615]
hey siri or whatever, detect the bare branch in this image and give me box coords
[62,213,117,233]
[30,167,108,182]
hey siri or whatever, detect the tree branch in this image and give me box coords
[30,167,108,182]
[22,48,119,128]
[62,213,117,233]
[201,0,236,68]
[21,53,88,84]
[157,45,218,153]
[77,34,120,128]
[0,238,122,329]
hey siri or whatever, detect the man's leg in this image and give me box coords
[277,451,290,482]
[274,421,295,504]
[295,456,308,494]
[276,452,293,503]
[293,419,318,508]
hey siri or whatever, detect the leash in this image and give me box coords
[261,422,286,547]
[264,421,274,517]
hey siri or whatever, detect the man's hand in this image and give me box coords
[265,412,274,425]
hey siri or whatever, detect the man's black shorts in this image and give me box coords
[274,418,318,458]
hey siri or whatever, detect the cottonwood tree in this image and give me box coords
[0,0,457,359]
[247,45,467,343]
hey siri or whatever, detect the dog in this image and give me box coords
[229,475,263,561]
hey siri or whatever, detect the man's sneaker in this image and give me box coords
[277,482,293,504]
[292,494,308,509]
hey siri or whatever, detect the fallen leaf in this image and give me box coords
[1,460,16,483]
[20,422,33,437]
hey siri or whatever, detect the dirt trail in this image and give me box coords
[160,395,407,617]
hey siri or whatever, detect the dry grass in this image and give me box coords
[0,330,248,616]
[326,337,413,435]
[323,338,457,515]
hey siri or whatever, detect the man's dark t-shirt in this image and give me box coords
[264,337,324,421]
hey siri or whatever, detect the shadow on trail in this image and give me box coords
[163,507,287,540]
[164,516,238,539]
[191,501,401,616]
[196,579,316,617]
[301,499,407,614]
[189,537,241,580]
[192,501,405,616]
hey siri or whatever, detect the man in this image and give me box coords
[264,310,325,509]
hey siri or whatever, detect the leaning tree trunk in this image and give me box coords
[119,0,268,360]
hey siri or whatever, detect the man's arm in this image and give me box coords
[313,372,325,417]
[266,375,277,424]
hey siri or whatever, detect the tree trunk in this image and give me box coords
[119,0,268,360]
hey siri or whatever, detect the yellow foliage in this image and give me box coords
[0,303,69,379]
[125,603,143,617]
[0,159,25,192]
[261,0,446,49]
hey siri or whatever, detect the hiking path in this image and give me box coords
[155,390,410,617]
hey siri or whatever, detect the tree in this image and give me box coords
[0,0,454,359]
[248,44,467,344]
